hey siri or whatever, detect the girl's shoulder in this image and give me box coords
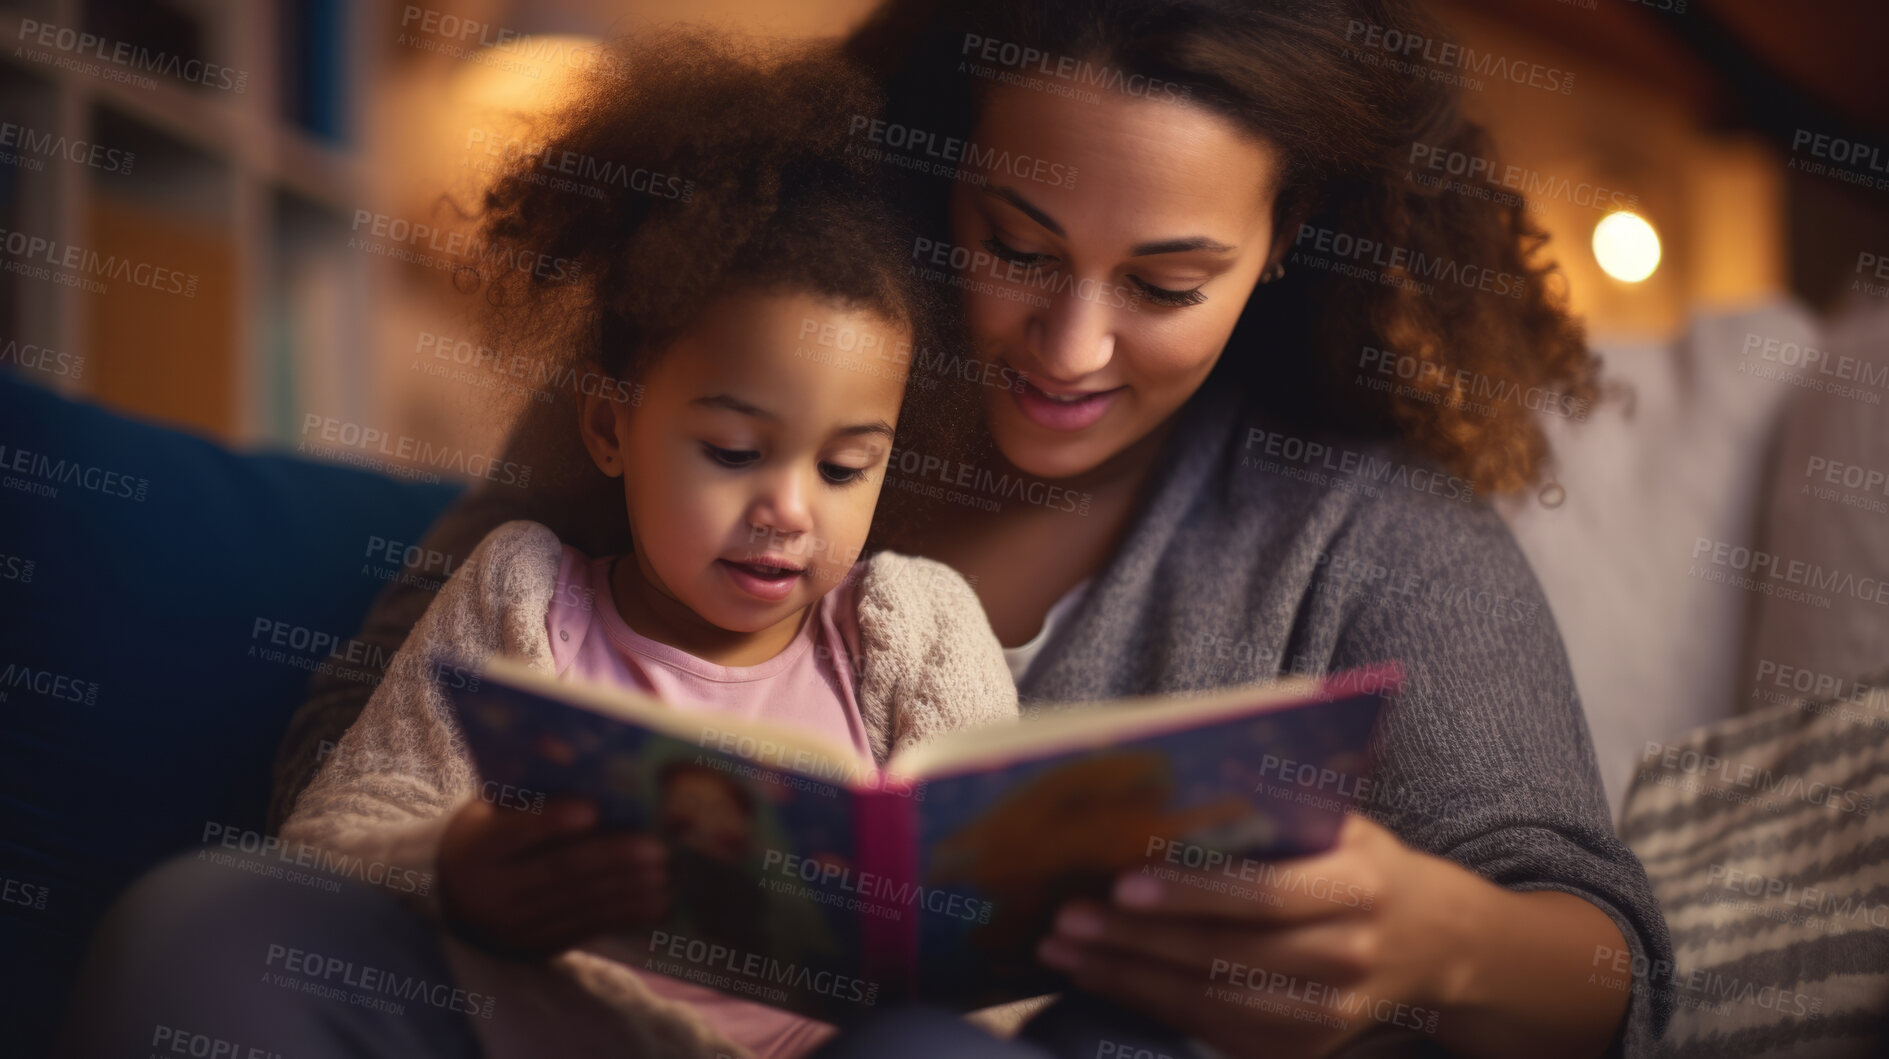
[436,519,570,614]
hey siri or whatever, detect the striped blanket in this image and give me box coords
[1620,675,1889,1058]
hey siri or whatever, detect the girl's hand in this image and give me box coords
[438,797,669,957]
[1036,814,1630,1059]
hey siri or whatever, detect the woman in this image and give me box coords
[264,0,1668,1056]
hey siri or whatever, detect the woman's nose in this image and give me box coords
[1024,286,1116,383]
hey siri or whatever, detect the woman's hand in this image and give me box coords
[437,797,669,957]
[1036,814,1631,1059]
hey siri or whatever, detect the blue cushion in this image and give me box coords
[0,371,462,1049]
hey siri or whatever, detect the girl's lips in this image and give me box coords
[1011,377,1123,432]
[716,559,804,602]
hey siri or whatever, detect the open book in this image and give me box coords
[438,652,1400,1022]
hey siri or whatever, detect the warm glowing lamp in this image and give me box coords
[1592,212,1661,283]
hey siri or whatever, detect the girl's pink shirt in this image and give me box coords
[544,544,873,1057]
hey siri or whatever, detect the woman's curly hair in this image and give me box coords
[469,29,936,388]
[847,0,1597,494]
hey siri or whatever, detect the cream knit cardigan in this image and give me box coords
[282,520,1025,1058]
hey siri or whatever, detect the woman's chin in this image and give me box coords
[987,404,1126,484]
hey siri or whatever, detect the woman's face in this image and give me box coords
[947,83,1285,481]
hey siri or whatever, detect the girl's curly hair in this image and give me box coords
[847,0,1598,494]
[469,29,936,388]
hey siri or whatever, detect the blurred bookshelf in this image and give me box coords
[0,0,372,444]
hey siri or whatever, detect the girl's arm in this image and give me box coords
[269,391,627,830]
[280,519,567,898]
[853,551,1020,763]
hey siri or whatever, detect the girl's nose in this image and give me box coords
[747,470,815,540]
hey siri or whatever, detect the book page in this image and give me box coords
[890,674,1322,780]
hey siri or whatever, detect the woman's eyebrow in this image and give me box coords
[1129,236,1236,257]
[988,185,1064,237]
[987,186,1234,257]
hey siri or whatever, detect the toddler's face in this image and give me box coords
[585,289,911,635]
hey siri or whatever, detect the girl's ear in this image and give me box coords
[578,389,628,478]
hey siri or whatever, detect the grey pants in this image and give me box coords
[62,848,1203,1059]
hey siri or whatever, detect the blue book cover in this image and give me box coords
[438,652,1398,1022]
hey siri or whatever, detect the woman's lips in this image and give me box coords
[716,559,804,602]
[1010,377,1123,432]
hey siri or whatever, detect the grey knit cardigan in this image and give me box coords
[273,380,1675,1056]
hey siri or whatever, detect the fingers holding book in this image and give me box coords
[438,796,671,957]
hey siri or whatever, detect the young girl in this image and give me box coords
[282,33,1017,1059]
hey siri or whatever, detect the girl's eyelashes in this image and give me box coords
[982,234,1208,308]
[701,443,759,469]
[1128,275,1208,307]
[819,463,869,486]
[702,443,870,487]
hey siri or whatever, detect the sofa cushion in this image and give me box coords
[1621,678,1889,1058]
[0,371,461,1050]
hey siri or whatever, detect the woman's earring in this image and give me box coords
[1260,262,1286,284]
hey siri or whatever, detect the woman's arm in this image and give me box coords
[1039,815,1632,1059]
[1041,485,1672,1057]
